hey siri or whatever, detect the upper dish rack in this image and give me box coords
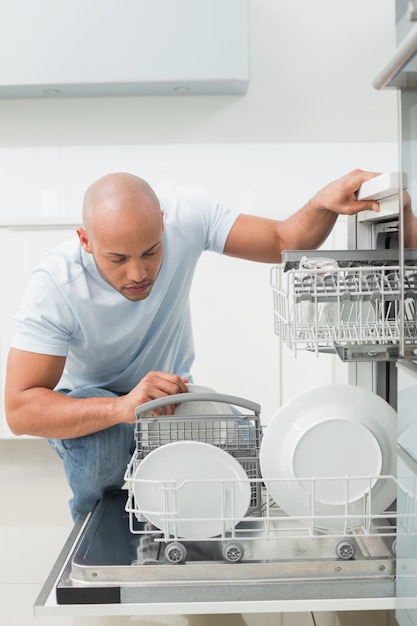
[272,250,417,360]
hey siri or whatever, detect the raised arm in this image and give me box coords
[224,169,381,263]
[5,348,188,439]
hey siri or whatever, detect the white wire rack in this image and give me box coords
[271,261,417,357]
[125,394,415,565]
[123,471,415,563]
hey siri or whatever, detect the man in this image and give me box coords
[5,169,380,521]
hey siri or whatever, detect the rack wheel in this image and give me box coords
[164,542,187,564]
[223,541,244,563]
[336,539,355,560]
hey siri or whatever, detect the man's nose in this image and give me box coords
[127,259,147,282]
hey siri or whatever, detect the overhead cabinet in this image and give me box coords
[0,0,249,97]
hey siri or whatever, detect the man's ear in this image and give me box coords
[76,227,93,254]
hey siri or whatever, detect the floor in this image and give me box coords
[0,438,398,626]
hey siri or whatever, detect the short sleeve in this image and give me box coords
[161,196,239,254]
[11,269,75,356]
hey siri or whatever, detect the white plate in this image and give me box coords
[174,384,235,416]
[133,441,251,538]
[260,384,397,530]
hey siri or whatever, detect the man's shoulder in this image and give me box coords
[161,194,238,254]
[34,235,84,285]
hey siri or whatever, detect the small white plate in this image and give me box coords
[133,441,251,538]
[260,384,397,530]
[174,384,235,416]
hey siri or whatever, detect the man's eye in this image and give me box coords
[111,257,126,263]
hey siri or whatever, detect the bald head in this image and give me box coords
[82,173,160,233]
[77,173,165,300]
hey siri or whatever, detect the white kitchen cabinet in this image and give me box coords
[0,0,249,97]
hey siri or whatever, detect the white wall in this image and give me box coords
[0,0,400,432]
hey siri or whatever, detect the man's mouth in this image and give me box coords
[123,281,152,294]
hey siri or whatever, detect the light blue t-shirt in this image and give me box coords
[12,196,239,394]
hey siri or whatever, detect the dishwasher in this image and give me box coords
[35,174,417,618]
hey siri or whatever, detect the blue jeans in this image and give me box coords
[48,387,135,522]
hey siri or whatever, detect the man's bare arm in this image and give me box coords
[224,169,380,263]
[5,348,188,439]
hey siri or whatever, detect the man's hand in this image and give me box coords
[310,169,381,216]
[120,371,189,421]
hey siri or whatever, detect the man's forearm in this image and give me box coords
[6,388,124,439]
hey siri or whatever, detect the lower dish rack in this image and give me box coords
[57,481,413,604]
[272,249,417,360]
[123,393,412,569]
[124,472,409,566]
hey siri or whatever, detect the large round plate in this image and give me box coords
[133,441,250,538]
[260,384,397,530]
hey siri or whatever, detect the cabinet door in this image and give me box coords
[0,225,78,438]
